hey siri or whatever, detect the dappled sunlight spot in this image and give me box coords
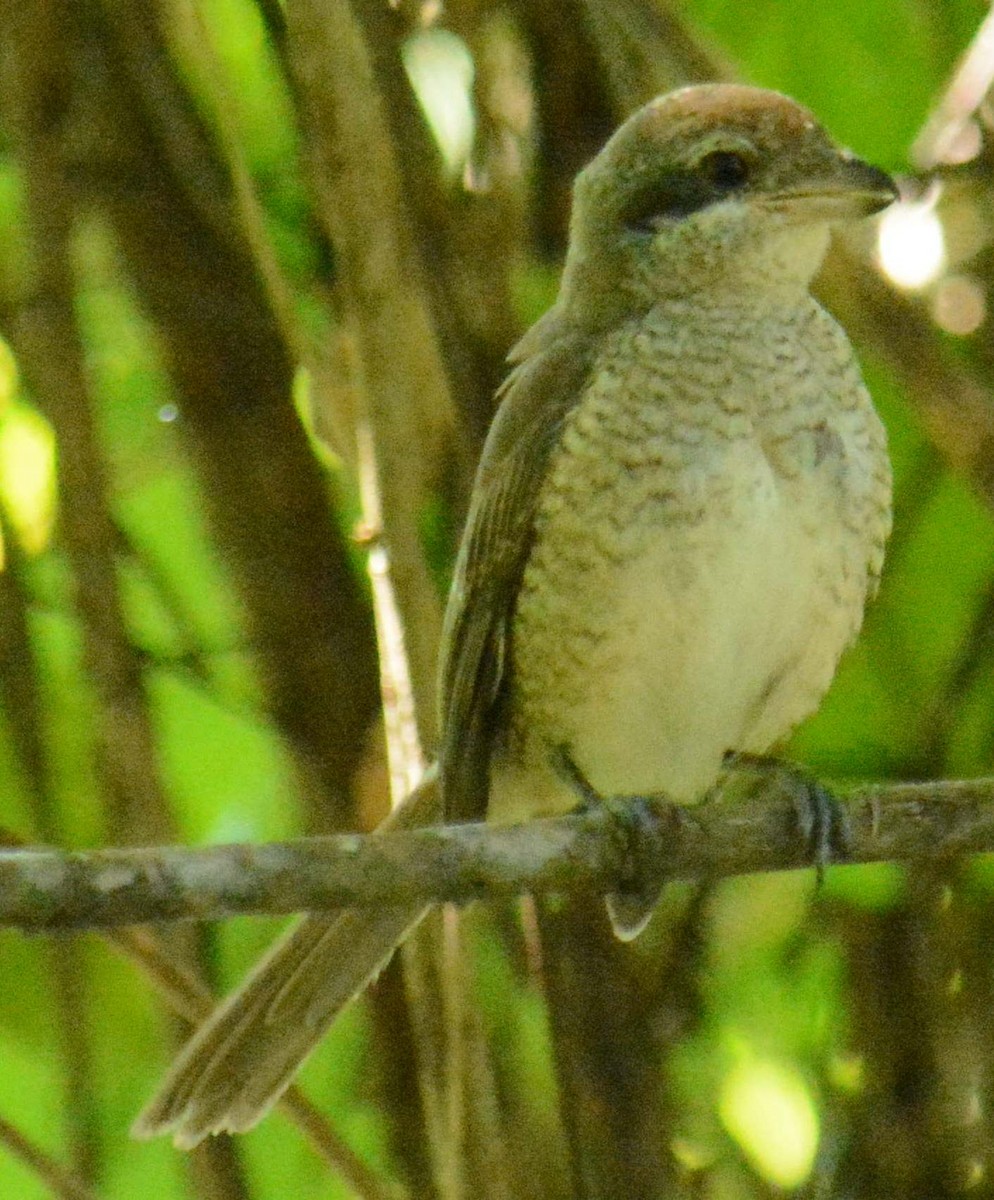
[827,1051,864,1094]
[966,1088,983,1125]
[0,402,57,558]
[719,1056,819,1189]
[877,195,946,290]
[670,1136,714,1172]
[965,1159,987,1190]
[932,274,986,336]
[403,28,476,175]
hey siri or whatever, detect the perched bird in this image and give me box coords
[135,83,895,1146]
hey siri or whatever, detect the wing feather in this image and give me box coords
[438,317,595,820]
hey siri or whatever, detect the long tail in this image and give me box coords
[132,771,440,1148]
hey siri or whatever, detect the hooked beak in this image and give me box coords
[759,155,898,222]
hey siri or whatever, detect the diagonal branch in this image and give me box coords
[3,775,993,933]
[0,1116,98,1200]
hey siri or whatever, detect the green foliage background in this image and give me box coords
[1,1,993,1198]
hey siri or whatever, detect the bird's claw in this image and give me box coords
[553,746,670,939]
[724,752,850,878]
[792,776,851,877]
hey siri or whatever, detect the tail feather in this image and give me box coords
[133,773,440,1148]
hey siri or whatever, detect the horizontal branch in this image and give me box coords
[3,774,994,932]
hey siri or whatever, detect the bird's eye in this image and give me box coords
[699,150,750,191]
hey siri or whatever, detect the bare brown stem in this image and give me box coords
[3,775,994,930]
[284,0,449,749]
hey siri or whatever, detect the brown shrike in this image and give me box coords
[135,83,896,1147]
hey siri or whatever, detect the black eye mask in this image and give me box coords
[621,150,753,231]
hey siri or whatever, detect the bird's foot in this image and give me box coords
[723,752,851,878]
[553,746,672,940]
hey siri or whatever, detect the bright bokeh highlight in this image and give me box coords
[877,196,946,290]
[719,1056,820,1189]
[932,274,986,336]
[0,338,57,560]
[403,28,476,174]
[0,401,57,559]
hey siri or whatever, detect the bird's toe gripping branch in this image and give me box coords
[553,746,674,940]
[793,775,852,875]
[725,752,852,878]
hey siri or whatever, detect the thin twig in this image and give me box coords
[356,420,427,802]
[112,928,407,1200]
[0,1116,98,1200]
[912,4,994,169]
[358,331,458,1200]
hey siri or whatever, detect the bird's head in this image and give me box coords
[560,84,897,323]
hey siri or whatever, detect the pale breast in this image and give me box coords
[489,297,890,822]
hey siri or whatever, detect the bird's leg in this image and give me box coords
[552,746,673,940]
[722,752,851,876]
[551,744,603,811]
